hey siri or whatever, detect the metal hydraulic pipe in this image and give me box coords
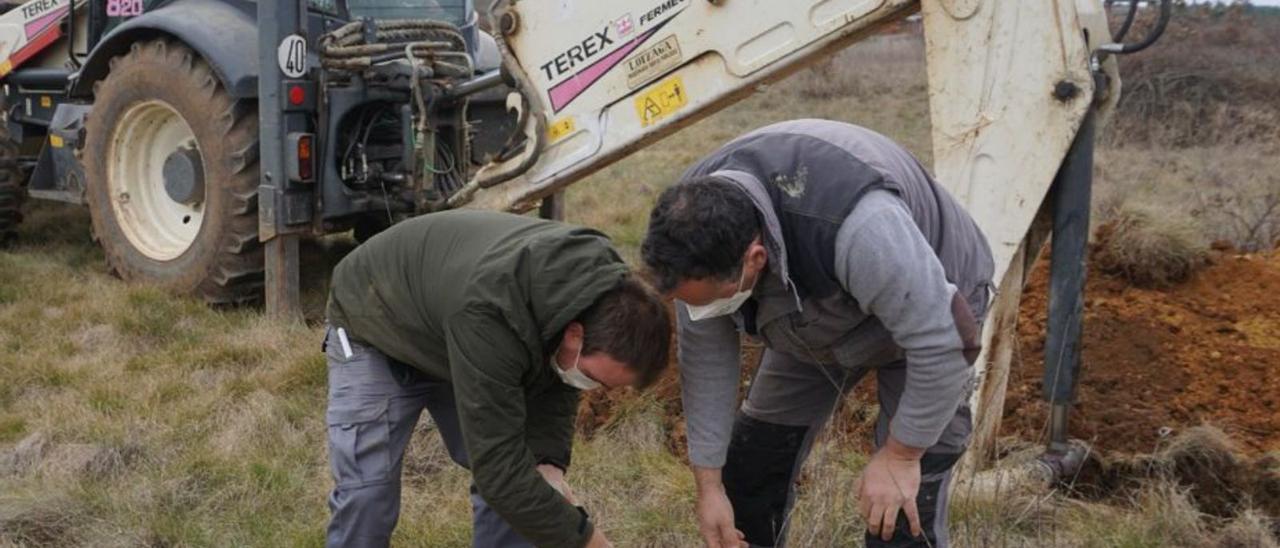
[446,70,503,98]
[1043,107,1097,452]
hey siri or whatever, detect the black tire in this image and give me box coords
[84,39,263,304]
[0,126,21,246]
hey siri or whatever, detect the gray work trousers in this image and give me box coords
[323,326,533,548]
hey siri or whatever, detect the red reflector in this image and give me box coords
[288,85,305,106]
[298,135,312,159]
[297,135,313,180]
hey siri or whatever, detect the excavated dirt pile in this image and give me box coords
[1003,249,1280,456]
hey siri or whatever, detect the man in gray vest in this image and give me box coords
[642,120,993,548]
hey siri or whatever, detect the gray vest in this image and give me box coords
[681,120,994,366]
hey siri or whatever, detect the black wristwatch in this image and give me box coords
[575,505,590,534]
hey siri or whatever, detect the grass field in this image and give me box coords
[3,6,1279,547]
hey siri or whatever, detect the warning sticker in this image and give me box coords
[634,75,687,127]
[547,116,576,143]
[624,35,681,89]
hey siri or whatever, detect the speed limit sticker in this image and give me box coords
[277,35,307,78]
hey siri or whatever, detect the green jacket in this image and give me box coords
[326,210,627,547]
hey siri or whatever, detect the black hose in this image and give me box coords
[1112,0,1139,43]
[1111,0,1172,55]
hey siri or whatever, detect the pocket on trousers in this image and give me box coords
[831,320,904,370]
[326,398,392,488]
[324,327,368,365]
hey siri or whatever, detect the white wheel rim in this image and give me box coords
[107,100,206,261]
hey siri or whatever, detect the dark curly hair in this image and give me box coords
[641,176,761,293]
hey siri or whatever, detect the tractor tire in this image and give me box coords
[0,125,22,246]
[84,39,263,304]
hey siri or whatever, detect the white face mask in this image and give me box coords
[686,267,752,321]
[552,343,602,391]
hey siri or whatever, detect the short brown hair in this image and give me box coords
[578,274,671,389]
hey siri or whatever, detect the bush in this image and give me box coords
[1104,4,1280,148]
[1093,202,1210,287]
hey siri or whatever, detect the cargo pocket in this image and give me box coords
[326,398,392,488]
[831,319,903,370]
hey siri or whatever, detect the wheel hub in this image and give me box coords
[163,146,204,206]
[106,100,206,261]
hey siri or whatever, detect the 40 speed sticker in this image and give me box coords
[278,35,307,78]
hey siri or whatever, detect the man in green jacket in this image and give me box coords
[324,210,671,548]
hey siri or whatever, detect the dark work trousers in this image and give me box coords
[727,352,970,548]
[323,326,533,548]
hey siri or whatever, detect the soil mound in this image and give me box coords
[1004,250,1280,456]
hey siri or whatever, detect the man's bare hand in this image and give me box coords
[584,528,613,548]
[536,464,603,545]
[536,463,577,504]
[855,438,924,541]
[693,467,747,548]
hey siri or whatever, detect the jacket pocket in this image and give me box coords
[326,398,392,488]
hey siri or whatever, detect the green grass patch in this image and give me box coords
[0,414,26,442]
[87,386,128,415]
[113,288,206,344]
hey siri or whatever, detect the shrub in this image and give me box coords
[1094,202,1210,287]
[1103,4,1280,148]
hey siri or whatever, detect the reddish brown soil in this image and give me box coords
[1003,250,1280,456]
[578,342,764,460]
[581,250,1280,463]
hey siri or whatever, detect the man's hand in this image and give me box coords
[584,528,613,548]
[693,466,747,548]
[536,463,577,504]
[855,437,925,541]
[536,465,605,546]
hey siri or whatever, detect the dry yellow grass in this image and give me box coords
[1094,202,1210,287]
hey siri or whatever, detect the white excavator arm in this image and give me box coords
[457,0,1116,285]
[452,0,1127,468]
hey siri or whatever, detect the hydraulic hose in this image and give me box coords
[318,19,472,75]
[1111,0,1139,43]
[1100,0,1172,55]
